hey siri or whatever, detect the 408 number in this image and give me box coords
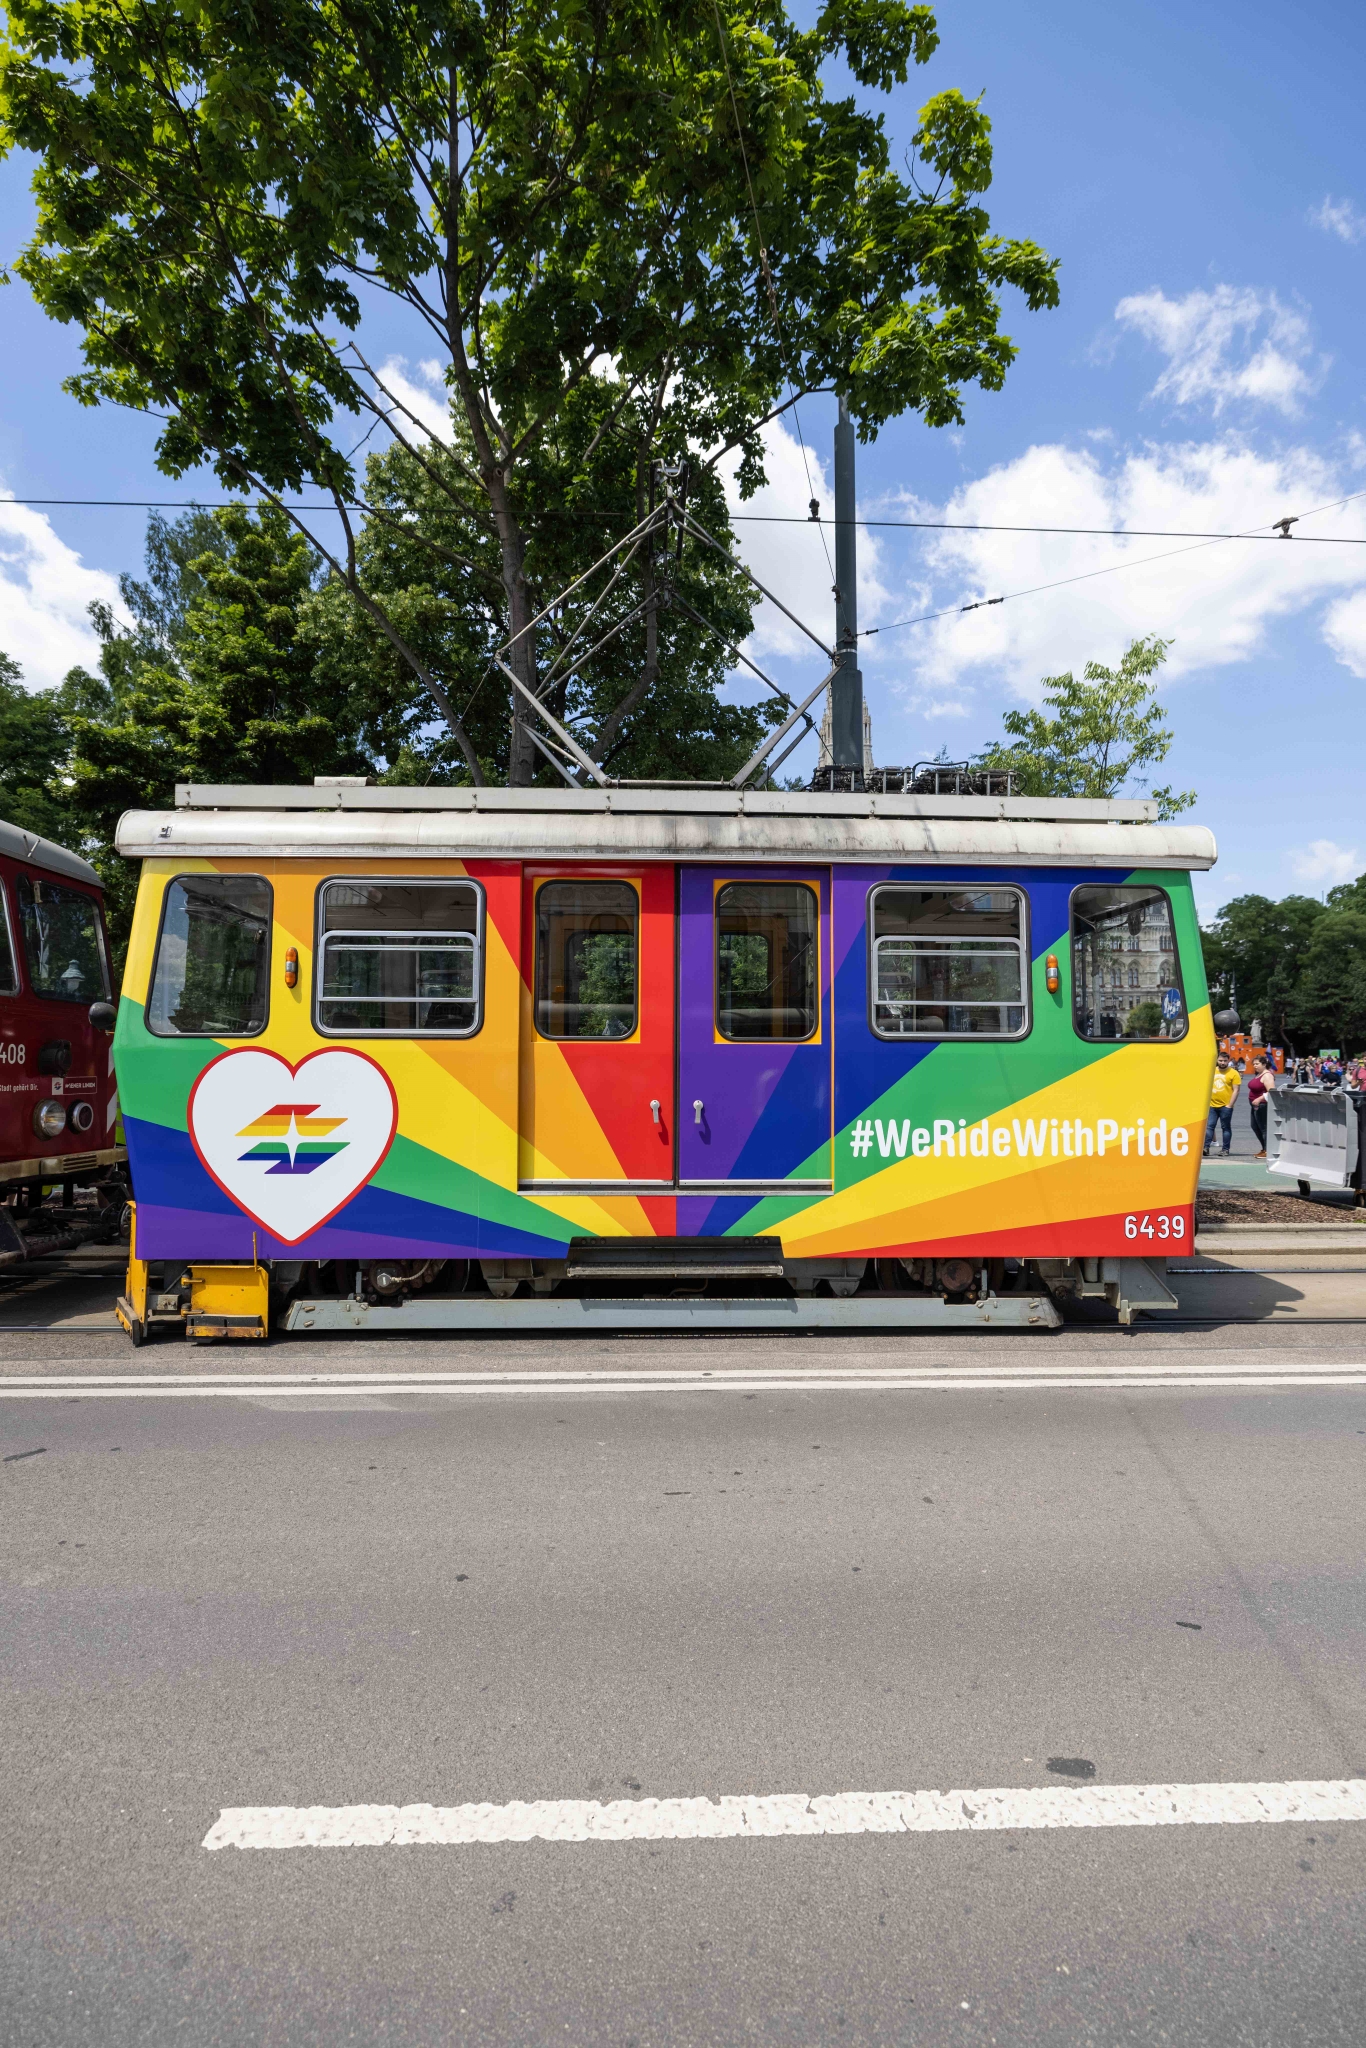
[0,1042,25,1066]
[1124,1212,1185,1240]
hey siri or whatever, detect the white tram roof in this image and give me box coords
[0,813,103,888]
[114,784,1217,871]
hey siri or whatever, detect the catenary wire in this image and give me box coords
[861,486,1366,638]
[6,496,1366,543]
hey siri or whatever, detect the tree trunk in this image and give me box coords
[445,72,539,786]
[497,519,540,787]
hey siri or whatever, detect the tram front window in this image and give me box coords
[1072,885,1186,1041]
[15,875,111,1006]
[317,880,481,1035]
[716,883,817,1040]
[0,887,17,995]
[535,881,638,1039]
[871,887,1026,1038]
[148,875,270,1036]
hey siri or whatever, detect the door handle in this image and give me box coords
[693,1099,704,1125]
[650,1099,661,1125]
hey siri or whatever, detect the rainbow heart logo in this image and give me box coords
[187,1047,398,1245]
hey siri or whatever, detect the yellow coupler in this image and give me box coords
[114,1201,151,1344]
[186,1263,270,1341]
[116,1204,270,1344]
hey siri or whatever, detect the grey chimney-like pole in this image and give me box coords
[832,394,864,776]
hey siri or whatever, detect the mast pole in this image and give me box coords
[831,395,864,778]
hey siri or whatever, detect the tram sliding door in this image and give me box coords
[517,864,675,1187]
[677,867,832,1188]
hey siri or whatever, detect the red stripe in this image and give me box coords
[854,1207,1196,1261]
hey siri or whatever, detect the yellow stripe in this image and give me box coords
[781,1016,1214,1257]
[517,978,628,1182]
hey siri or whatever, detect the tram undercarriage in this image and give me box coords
[116,1233,1188,1343]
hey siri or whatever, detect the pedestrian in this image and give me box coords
[1247,1054,1273,1159]
[1205,1051,1241,1156]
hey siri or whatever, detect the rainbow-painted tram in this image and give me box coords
[111,784,1217,1340]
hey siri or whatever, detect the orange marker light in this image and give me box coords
[1045,953,1060,994]
[284,946,299,989]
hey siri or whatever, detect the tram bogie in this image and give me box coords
[110,784,1217,1339]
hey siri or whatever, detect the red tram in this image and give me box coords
[0,814,127,1264]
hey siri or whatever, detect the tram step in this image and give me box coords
[564,1235,787,1280]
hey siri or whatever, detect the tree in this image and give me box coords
[113,507,231,659]
[978,636,1195,818]
[1290,910,1366,1054]
[1125,1000,1163,1039]
[1326,872,1366,918]
[1200,892,1327,1046]
[305,378,779,784]
[2,0,1058,782]
[61,504,403,959]
[63,503,383,825]
[0,651,74,844]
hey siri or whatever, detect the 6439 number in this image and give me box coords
[1124,1212,1186,1241]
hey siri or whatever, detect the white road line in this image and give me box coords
[4,1367,1366,1397]
[203,1779,1366,1850]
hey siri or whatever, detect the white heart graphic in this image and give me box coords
[187,1048,399,1246]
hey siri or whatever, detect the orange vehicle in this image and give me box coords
[1218,1033,1284,1074]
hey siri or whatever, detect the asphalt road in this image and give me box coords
[5,1318,1366,2046]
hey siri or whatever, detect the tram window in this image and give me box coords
[716,883,818,1041]
[870,887,1026,1039]
[0,887,17,996]
[148,875,271,1037]
[1071,886,1186,1042]
[15,875,111,1005]
[317,880,481,1036]
[535,881,637,1039]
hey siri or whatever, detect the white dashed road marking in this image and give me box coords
[202,1780,1366,1849]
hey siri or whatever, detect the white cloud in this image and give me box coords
[1311,196,1366,245]
[1288,838,1362,887]
[720,416,889,667]
[0,493,126,693]
[893,437,1366,709]
[1321,586,1366,677]
[377,357,454,444]
[1115,286,1324,416]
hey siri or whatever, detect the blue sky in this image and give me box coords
[1,0,1363,920]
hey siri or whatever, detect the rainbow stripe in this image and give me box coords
[237,1100,349,1177]
[114,855,1212,1262]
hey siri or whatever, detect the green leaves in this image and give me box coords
[979,635,1196,818]
[1201,883,1366,1053]
[3,0,1058,778]
[814,0,938,90]
[1290,910,1366,1053]
[0,651,73,845]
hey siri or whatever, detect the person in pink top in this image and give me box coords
[1247,1054,1274,1158]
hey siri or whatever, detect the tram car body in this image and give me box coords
[112,784,1217,1339]
[0,814,124,1263]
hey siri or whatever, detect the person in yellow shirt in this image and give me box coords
[1205,1052,1241,1156]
